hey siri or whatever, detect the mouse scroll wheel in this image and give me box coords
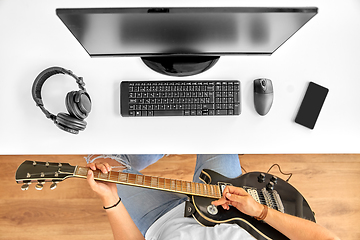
[260,79,267,91]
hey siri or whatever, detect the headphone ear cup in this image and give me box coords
[55,112,87,134]
[66,91,91,120]
[76,91,92,113]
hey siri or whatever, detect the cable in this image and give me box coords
[266,164,292,182]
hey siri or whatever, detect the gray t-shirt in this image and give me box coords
[145,202,255,240]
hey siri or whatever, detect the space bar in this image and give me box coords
[153,110,184,116]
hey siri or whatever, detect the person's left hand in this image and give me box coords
[87,162,118,204]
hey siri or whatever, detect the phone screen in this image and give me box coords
[295,82,329,129]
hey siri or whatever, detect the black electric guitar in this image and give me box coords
[15,160,315,240]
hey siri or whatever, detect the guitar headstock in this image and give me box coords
[15,160,76,191]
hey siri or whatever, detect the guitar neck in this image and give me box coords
[74,166,222,199]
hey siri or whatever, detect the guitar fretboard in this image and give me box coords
[75,166,222,199]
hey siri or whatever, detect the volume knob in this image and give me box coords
[266,182,275,191]
[258,173,266,183]
[270,176,278,184]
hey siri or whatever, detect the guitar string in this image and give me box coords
[81,167,221,198]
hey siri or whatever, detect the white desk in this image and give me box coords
[1,0,360,154]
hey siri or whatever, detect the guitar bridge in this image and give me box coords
[244,186,285,213]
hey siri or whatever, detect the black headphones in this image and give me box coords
[32,67,91,134]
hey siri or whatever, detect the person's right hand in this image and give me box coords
[211,186,263,218]
[86,162,119,206]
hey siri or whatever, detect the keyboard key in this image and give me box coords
[202,104,215,110]
[216,110,227,115]
[234,91,240,103]
[234,104,241,115]
[153,110,184,116]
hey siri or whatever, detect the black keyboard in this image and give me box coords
[120,80,241,117]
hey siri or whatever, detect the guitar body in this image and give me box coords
[191,170,315,240]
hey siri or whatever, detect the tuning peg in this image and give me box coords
[35,183,44,190]
[50,182,57,190]
[21,183,30,191]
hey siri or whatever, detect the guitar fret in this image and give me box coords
[151,176,158,188]
[119,173,127,183]
[108,171,114,181]
[165,178,171,190]
[176,180,181,192]
[171,179,176,190]
[159,177,165,189]
[128,173,136,184]
[136,175,142,185]
[96,170,108,180]
[144,176,151,187]
[141,175,145,186]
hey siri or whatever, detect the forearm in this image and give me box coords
[87,163,144,240]
[263,208,340,240]
[102,196,145,240]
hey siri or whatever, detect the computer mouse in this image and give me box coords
[254,78,274,116]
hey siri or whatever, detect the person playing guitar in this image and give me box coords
[85,154,339,240]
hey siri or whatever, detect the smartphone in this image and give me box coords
[295,82,329,129]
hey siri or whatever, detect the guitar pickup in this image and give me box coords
[217,182,233,196]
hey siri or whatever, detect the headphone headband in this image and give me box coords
[32,66,86,107]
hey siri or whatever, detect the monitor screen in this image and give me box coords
[56,7,318,57]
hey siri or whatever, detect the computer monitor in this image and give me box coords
[56,7,318,77]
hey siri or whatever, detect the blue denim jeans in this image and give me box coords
[89,154,242,236]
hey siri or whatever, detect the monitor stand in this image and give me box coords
[141,55,220,77]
